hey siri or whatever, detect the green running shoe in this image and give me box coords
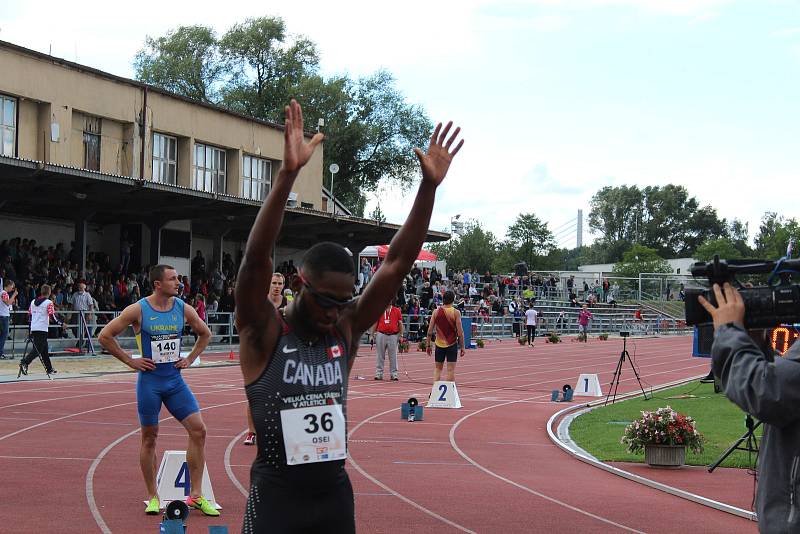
[145,496,160,515]
[186,495,220,516]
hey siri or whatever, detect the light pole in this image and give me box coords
[329,163,339,213]
[450,214,461,236]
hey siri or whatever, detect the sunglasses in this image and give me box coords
[303,282,355,310]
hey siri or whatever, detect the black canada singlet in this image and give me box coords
[242,317,355,534]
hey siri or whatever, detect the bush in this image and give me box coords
[518,336,527,345]
[418,339,427,351]
[476,338,485,348]
[576,332,587,342]
[599,333,609,341]
[548,332,561,344]
[398,340,410,353]
[621,406,704,454]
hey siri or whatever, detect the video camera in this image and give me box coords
[684,255,800,328]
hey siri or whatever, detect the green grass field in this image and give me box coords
[568,382,761,468]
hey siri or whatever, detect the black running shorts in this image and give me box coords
[243,471,355,534]
[434,344,459,363]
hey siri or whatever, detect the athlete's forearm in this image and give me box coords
[241,169,298,269]
[384,181,437,273]
[185,333,210,362]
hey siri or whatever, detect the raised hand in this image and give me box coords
[282,99,324,174]
[413,121,464,187]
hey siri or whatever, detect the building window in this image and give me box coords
[241,155,271,200]
[152,133,177,184]
[300,201,314,209]
[83,115,101,171]
[1,95,17,157]
[193,143,226,193]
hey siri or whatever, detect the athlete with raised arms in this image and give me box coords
[236,99,463,532]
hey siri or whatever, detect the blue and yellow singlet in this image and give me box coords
[136,297,185,377]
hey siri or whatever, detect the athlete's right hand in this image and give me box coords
[426,345,432,356]
[127,358,156,371]
[282,99,323,175]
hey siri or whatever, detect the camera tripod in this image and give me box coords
[605,335,648,405]
[708,414,760,473]
[17,332,53,380]
[74,310,96,355]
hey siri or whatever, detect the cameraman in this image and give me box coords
[699,283,800,533]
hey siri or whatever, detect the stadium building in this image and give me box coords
[0,39,446,278]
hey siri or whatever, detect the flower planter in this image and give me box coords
[645,444,685,468]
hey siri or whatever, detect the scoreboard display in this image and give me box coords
[770,326,800,356]
[693,324,799,358]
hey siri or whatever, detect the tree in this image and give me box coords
[219,17,319,121]
[588,185,643,244]
[724,218,752,258]
[369,204,386,223]
[134,26,225,103]
[326,71,432,215]
[754,212,800,260]
[426,223,498,273]
[505,213,556,269]
[612,244,672,280]
[491,241,518,274]
[694,238,744,261]
[589,184,727,259]
[134,19,432,216]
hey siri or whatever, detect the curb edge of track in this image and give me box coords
[546,376,759,523]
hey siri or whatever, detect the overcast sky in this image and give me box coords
[2,0,798,247]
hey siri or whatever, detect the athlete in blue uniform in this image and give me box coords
[236,99,463,532]
[98,265,218,516]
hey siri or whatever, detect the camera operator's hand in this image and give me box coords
[697,283,745,330]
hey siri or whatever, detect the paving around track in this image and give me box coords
[0,336,759,533]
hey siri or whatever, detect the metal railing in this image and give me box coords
[1,310,241,358]
[1,304,692,359]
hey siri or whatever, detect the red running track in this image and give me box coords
[0,337,758,533]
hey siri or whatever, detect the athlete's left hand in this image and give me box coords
[414,121,464,187]
[174,357,193,369]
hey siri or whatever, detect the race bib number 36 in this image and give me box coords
[150,334,181,364]
[280,404,347,465]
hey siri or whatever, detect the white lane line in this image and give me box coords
[448,397,645,533]
[392,461,471,466]
[0,389,133,411]
[224,428,250,497]
[348,406,477,534]
[0,401,136,442]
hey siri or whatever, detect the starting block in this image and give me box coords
[154,450,220,510]
[400,397,424,421]
[427,380,462,408]
[551,384,574,402]
[574,373,603,397]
